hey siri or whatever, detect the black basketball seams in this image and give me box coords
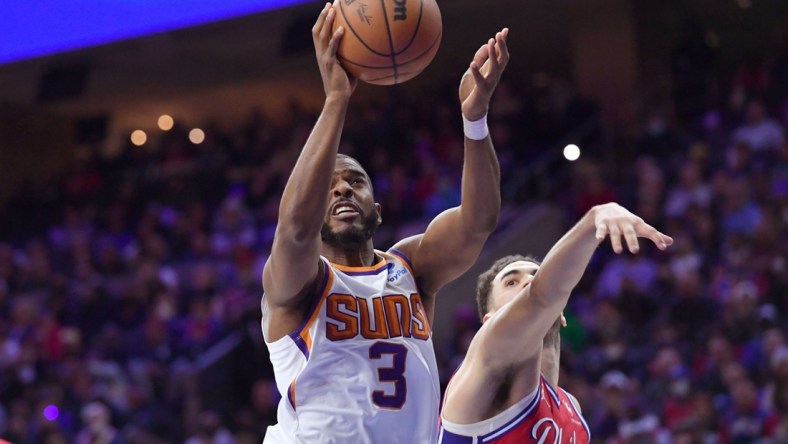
[336,0,440,84]
[337,1,384,58]
[394,0,424,56]
[379,0,399,81]
[365,70,420,83]
[338,28,440,71]
[398,27,440,67]
[339,0,429,57]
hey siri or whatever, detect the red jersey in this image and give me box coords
[438,376,590,444]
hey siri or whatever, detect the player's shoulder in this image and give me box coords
[390,234,423,263]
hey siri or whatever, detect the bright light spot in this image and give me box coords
[43,405,59,421]
[736,0,751,8]
[189,128,205,145]
[130,130,147,146]
[158,114,174,131]
[563,144,581,161]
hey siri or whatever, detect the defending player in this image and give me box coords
[438,203,673,443]
[261,3,510,443]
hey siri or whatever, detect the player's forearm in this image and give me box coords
[458,138,501,235]
[528,207,601,304]
[278,95,350,240]
[492,211,599,358]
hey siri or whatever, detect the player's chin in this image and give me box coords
[330,220,361,232]
[323,224,365,242]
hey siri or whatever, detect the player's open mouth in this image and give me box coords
[331,201,361,219]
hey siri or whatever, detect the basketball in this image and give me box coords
[331,0,442,86]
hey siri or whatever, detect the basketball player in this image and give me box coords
[261,3,510,443]
[438,203,673,443]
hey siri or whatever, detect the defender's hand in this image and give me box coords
[459,28,510,121]
[592,203,674,254]
[312,3,357,99]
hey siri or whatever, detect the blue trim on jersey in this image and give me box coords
[560,387,592,440]
[388,248,414,270]
[438,427,475,444]
[440,378,591,444]
[478,384,542,441]
[439,384,542,443]
[579,407,592,439]
[542,376,561,408]
[287,260,330,359]
[291,335,310,359]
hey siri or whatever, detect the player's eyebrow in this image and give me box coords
[333,168,368,180]
[499,266,537,283]
[499,269,523,282]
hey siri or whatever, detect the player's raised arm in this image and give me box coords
[262,4,357,334]
[443,204,672,423]
[478,203,671,372]
[394,28,509,297]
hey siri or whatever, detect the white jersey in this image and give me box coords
[263,249,441,443]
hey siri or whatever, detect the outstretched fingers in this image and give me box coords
[607,223,623,254]
[484,28,510,88]
[328,22,345,54]
[470,41,491,71]
[469,62,485,91]
[468,27,510,79]
[637,223,674,251]
[321,6,337,44]
[497,29,510,68]
[468,42,491,86]
[593,203,674,255]
[492,28,509,68]
[595,224,607,241]
[488,35,501,73]
[313,3,332,41]
[596,218,673,254]
[622,225,639,254]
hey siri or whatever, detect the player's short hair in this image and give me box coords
[476,254,541,320]
[336,153,360,163]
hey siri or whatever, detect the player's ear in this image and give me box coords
[482,312,491,324]
[375,203,382,226]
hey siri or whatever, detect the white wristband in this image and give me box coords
[462,114,489,140]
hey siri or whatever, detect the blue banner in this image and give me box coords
[1,0,313,64]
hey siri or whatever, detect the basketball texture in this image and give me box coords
[331,0,442,86]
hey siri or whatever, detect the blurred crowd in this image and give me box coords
[563,53,788,444]
[443,39,788,443]
[1,25,787,444]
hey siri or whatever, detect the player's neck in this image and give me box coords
[322,241,377,267]
[540,339,561,388]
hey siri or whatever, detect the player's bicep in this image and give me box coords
[441,356,499,422]
[443,311,543,421]
[262,233,322,309]
[404,208,489,293]
[476,289,558,367]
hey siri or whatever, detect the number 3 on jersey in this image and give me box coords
[369,342,408,409]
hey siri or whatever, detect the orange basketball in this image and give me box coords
[332,0,442,86]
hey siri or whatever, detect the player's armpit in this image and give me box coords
[394,208,492,298]
[262,257,324,341]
